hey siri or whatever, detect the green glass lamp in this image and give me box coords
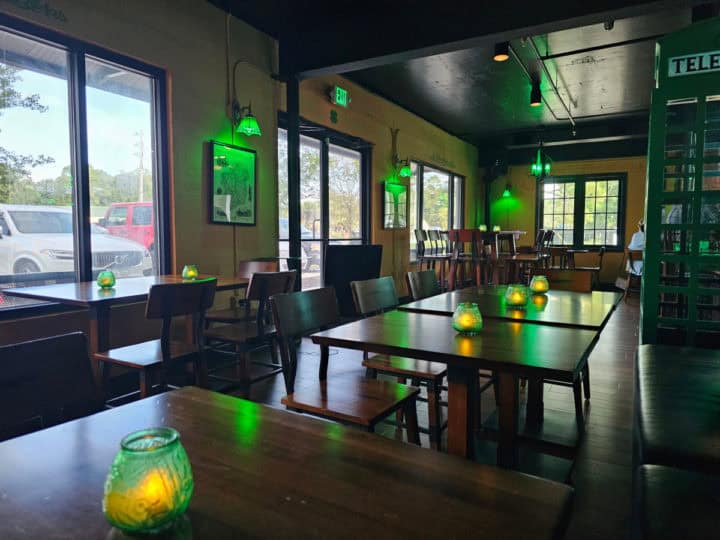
[502,184,511,198]
[398,160,412,178]
[181,265,199,281]
[103,428,193,534]
[97,270,116,289]
[505,284,529,309]
[529,275,550,294]
[237,113,261,136]
[452,302,483,335]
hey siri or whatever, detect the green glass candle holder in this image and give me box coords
[181,265,199,281]
[479,224,488,232]
[103,427,194,534]
[529,275,550,294]
[97,270,116,289]
[492,225,501,232]
[505,284,529,309]
[531,293,549,311]
[452,302,483,335]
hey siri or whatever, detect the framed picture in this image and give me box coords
[208,141,257,225]
[383,181,408,229]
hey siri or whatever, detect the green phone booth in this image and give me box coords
[642,18,720,346]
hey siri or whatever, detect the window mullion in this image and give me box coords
[67,50,92,282]
[574,179,585,248]
[417,164,424,232]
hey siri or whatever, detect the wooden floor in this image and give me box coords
[206,296,640,540]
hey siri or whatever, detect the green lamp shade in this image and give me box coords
[399,163,412,178]
[103,428,194,534]
[181,265,199,281]
[97,270,116,289]
[237,114,262,136]
[386,182,407,196]
[452,302,483,336]
[505,284,529,308]
[502,188,511,198]
[529,275,550,294]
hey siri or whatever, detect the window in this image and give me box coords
[409,162,464,259]
[0,15,168,313]
[538,175,626,249]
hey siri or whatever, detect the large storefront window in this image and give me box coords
[0,17,168,312]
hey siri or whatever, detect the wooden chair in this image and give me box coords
[414,229,428,269]
[623,249,643,302]
[351,277,447,449]
[493,232,518,284]
[424,229,451,287]
[448,229,485,290]
[406,269,441,300]
[0,332,102,441]
[270,287,420,443]
[205,259,278,325]
[95,279,217,401]
[205,271,296,393]
[575,246,606,289]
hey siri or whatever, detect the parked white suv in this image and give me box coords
[0,204,153,277]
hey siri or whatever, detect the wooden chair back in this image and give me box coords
[270,287,340,393]
[439,230,450,254]
[495,232,517,256]
[427,229,440,255]
[414,229,427,258]
[627,248,644,274]
[350,276,398,316]
[146,278,218,355]
[542,230,555,249]
[246,270,297,328]
[406,270,441,300]
[0,332,102,441]
[237,259,278,278]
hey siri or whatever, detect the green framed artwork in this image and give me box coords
[383,181,408,229]
[208,141,257,225]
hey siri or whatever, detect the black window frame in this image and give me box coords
[410,160,465,261]
[0,12,170,319]
[536,173,627,251]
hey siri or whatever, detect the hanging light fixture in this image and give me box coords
[234,102,262,136]
[493,42,510,62]
[398,159,412,178]
[530,76,542,107]
[530,142,552,180]
[502,184,512,198]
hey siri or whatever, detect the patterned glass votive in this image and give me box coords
[103,428,194,534]
[181,265,199,281]
[97,270,116,289]
[530,275,550,294]
[505,284,529,309]
[452,302,483,336]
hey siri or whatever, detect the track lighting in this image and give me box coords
[530,77,542,107]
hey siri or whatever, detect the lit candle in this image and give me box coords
[530,275,550,294]
[452,302,483,335]
[181,265,199,281]
[479,224,488,232]
[492,225,501,232]
[505,284,529,309]
[103,428,193,534]
[532,294,549,311]
[97,270,116,289]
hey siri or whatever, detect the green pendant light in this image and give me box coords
[530,142,551,179]
[398,159,412,178]
[237,112,262,136]
[502,184,512,198]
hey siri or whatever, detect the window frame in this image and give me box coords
[410,160,465,261]
[536,173,627,251]
[0,12,170,319]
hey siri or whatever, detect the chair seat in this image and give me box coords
[636,465,720,540]
[206,305,258,324]
[573,266,600,272]
[363,354,446,381]
[94,339,198,369]
[281,376,420,427]
[636,344,720,474]
[205,321,276,344]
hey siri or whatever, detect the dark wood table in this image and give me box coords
[0,387,574,539]
[3,274,248,354]
[399,286,621,330]
[311,310,597,467]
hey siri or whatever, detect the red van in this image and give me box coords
[99,202,155,251]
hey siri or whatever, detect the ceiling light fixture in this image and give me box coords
[530,76,542,107]
[530,142,552,179]
[493,42,510,62]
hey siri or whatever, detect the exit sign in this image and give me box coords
[330,85,349,107]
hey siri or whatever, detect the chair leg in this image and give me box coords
[573,378,585,434]
[395,377,407,428]
[582,363,591,400]
[403,399,421,445]
[427,380,442,451]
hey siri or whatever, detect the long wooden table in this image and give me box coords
[0,387,574,539]
[3,274,248,354]
[311,310,597,467]
[399,286,621,330]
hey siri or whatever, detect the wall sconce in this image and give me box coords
[230,60,263,137]
[390,128,411,178]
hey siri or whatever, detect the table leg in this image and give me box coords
[88,305,111,386]
[446,365,477,459]
[497,371,519,468]
[319,344,329,381]
[526,376,544,427]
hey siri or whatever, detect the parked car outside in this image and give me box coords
[0,204,153,277]
[99,202,155,251]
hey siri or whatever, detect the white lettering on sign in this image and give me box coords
[669,51,720,77]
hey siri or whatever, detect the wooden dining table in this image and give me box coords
[0,387,574,539]
[311,310,597,468]
[3,274,248,354]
